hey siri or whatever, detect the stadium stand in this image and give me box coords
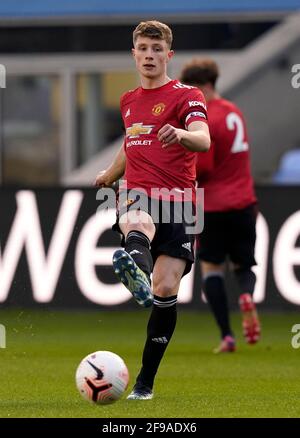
[63,12,300,185]
[273,148,300,183]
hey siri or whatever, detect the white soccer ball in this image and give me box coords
[75,351,129,405]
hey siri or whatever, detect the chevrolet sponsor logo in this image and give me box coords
[126,123,154,138]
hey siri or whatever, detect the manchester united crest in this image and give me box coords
[152,103,166,116]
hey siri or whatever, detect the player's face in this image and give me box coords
[132,36,174,80]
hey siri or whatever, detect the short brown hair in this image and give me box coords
[133,21,173,49]
[180,58,219,88]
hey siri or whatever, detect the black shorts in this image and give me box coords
[112,190,196,277]
[197,204,257,267]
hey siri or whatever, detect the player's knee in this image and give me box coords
[126,221,155,240]
[120,210,156,240]
[153,280,178,298]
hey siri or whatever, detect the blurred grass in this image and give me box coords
[0,309,299,418]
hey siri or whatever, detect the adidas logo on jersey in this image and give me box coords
[182,242,191,252]
[173,82,193,90]
[152,336,168,344]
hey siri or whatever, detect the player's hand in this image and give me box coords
[94,170,113,188]
[158,124,183,148]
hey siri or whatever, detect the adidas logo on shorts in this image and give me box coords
[182,242,191,252]
[129,249,143,255]
[152,336,168,344]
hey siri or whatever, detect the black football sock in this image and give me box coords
[124,231,153,280]
[234,267,256,295]
[203,273,233,339]
[136,295,177,389]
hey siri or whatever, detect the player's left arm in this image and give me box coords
[158,121,210,152]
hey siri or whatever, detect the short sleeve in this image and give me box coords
[177,87,208,129]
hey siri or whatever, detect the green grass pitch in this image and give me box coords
[0,309,299,418]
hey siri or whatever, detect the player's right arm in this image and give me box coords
[94,144,126,187]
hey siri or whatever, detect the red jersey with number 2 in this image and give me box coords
[196,98,256,211]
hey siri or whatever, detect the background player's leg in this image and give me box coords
[201,261,235,352]
[127,255,186,400]
[229,205,260,344]
[234,266,256,295]
[233,264,260,344]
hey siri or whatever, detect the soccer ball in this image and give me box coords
[75,350,129,405]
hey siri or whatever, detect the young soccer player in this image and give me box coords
[95,21,210,398]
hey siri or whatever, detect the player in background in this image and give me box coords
[180,58,260,353]
[95,22,210,398]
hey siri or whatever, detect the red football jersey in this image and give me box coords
[121,79,207,201]
[196,98,256,211]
